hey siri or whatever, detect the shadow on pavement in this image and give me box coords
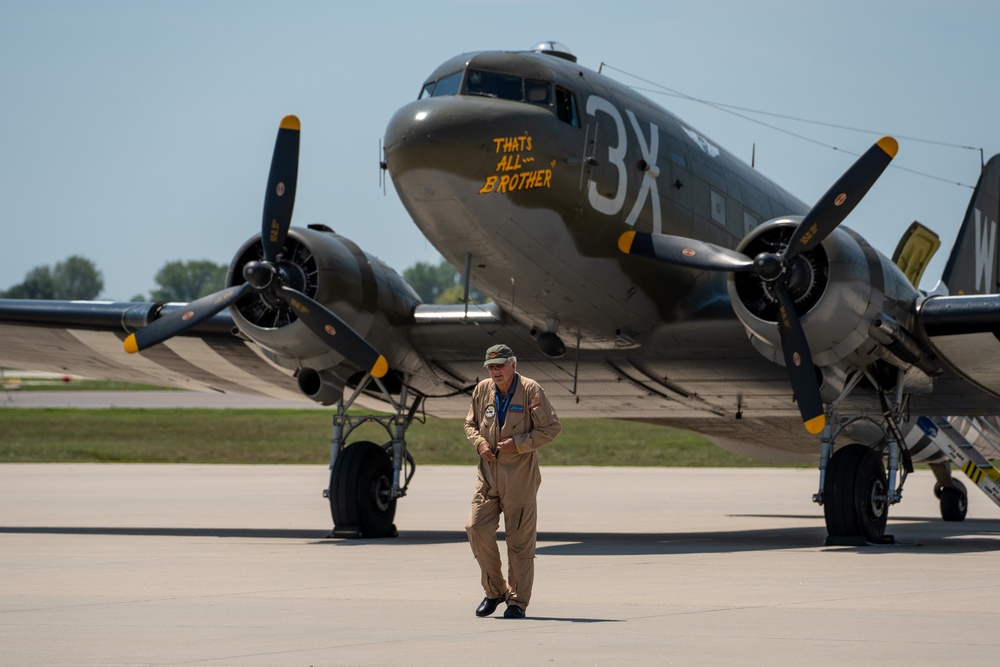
[3,517,1000,554]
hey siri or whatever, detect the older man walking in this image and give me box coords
[464,343,562,619]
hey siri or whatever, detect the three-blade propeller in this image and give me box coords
[619,137,898,433]
[124,115,389,380]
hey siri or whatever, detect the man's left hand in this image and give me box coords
[497,438,517,455]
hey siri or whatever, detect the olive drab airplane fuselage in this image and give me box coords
[385,48,814,350]
[4,42,1000,544]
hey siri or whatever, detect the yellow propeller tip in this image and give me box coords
[123,334,139,355]
[618,231,636,254]
[876,136,898,158]
[280,115,301,131]
[804,414,826,435]
[370,355,389,379]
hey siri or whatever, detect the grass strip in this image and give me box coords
[1,379,172,392]
[0,408,787,466]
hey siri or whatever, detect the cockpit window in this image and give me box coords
[464,71,553,107]
[466,70,522,101]
[445,68,580,129]
[433,71,463,97]
[525,79,551,105]
[556,86,579,127]
[418,71,463,99]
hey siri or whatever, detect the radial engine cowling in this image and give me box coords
[727,217,918,376]
[226,226,421,378]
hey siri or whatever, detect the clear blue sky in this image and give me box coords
[2,0,997,299]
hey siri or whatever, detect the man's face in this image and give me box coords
[487,359,515,388]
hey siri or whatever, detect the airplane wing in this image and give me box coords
[5,290,1000,452]
[0,291,846,469]
[0,300,306,400]
[912,153,1000,405]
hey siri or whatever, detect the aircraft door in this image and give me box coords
[583,94,628,218]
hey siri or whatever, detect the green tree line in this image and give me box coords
[1,256,486,304]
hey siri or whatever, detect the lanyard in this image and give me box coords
[494,374,519,428]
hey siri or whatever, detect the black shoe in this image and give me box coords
[503,604,526,619]
[475,596,503,617]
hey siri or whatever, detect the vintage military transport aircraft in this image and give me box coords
[3,42,1000,545]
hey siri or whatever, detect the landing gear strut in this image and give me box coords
[322,372,423,538]
[813,376,912,546]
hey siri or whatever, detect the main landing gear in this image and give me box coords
[322,372,423,538]
[813,381,913,546]
[821,443,890,544]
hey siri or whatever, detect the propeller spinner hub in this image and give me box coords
[753,252,784,282]
[243,260,276,289]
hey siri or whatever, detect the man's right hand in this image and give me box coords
[477,441,496,462]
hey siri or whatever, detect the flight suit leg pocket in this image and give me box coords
[503,502,538,559]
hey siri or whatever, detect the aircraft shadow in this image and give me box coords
[488,616,622,624]
[0,526,327,540]
[4,517,999,554]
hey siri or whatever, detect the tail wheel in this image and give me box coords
[823,444,889,543]
[940,480,968,522]
[330,441,397,538]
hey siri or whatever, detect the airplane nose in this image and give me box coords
[383,97,496,177]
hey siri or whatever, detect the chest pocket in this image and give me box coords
[502,401,532,435]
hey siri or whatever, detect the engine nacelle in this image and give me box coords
[226,226,422,382]
[296,367,346,405]
[727,218,919,393]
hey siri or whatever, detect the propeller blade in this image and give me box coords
[276,285,389,378]
[124,283,251,354]
[785,136,898,261]
[772,283,825,434]
[261,115,301,262]
[618,231,755,272]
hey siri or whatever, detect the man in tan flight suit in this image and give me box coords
[465,343,562,619]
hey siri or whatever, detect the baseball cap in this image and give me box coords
[483,344,514,366]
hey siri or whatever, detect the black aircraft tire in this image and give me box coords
[824,444,889,542]
[330,441,397,538]
[853,447,889,543]
[940,483,968,522]
[824,444,865,537]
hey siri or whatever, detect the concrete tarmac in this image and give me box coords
[3,464,1000,666]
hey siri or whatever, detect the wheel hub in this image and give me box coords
[372,475,393,512]
[867,477,887,520]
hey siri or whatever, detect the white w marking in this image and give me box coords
[974,208,997,292]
